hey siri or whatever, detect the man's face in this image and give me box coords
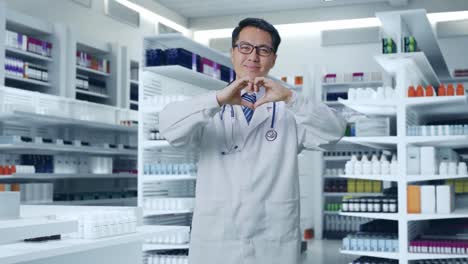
[231,26,277,80]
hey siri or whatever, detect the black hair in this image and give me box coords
[231,18,281,53]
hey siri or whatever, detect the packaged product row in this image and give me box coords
[324,179,382,193]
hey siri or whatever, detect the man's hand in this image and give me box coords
[216,76,255,109]
[252,77,293,109]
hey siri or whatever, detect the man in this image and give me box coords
[160,18,346,264]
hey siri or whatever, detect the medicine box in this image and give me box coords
[420,147,438,175]
[0,192,20,220]
[407,147,421,175]
[421,185,436,214]
[355,117,393,137]
[436,185,455,214]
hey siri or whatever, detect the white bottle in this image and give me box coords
[448,162,458,175]
[458,162,468,176]
[345,156,356,175]
[439,162,448,176]
[371,154,381,175]
[362,155,372,175]
[354,157,363,175]
[381,157,390,175]
[390,155,399,176]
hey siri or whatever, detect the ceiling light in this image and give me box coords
[114,0,191,35]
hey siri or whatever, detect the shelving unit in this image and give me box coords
[129,60,139,111]
[337,9,465,264]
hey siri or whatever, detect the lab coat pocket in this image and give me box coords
[266,199,300,242]
[192,199,225,241]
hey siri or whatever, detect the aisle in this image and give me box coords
[302,240,355,264]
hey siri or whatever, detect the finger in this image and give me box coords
[241,100,254,109]
[254,77,266,92]
[232,76,252,92]
[254,97,270,109]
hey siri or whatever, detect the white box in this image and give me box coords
[438,148,459,163]
[421,185,436,214]
[436,185,455,214]
[355,117,391,137]
[407,147,421,175]
[421,147,438,175]
[0,192,20,220]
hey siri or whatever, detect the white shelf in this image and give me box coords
[130,100,138,105]
[339,174,398,182]
[0,142,137,156]
[0,217,77,244]
[323,192,382,197]
[324,101,343,107]
[339,212,399,220]
[0,225,170,264]
[130,80,139,85]
[143,243,189,251]
[76,65,110,77]
[324,156,351,161]
[407,135,468,149]
[322,81,383,87]
[407,252,468,260]
[404,95,468,121]
[406,174,468,182]
[142,174,196,182]
[0,110,137,133]
[145,33,231,66]
[323,211,340,215]
[5,74,51,87]
[144,209,193,217]
[338,98,397,116]
[339,249,399,259]
[76,89,109,99]
[375,52,439,86]
[0,173,136,182]
[340,136,398,149]
[143,140,172,150]
[48,197,137,206]
[144,65,227,90]
[5,47,53,62]
[407,207,468,221]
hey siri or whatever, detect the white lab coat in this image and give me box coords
[159,90,346,264]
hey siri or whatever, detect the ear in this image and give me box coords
[231,48,235,64]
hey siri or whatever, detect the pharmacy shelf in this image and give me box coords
[324,192,383,197]
[130,100,138,105]
[0,142,137,156]
[0,173,136,182]
[143,140,172,150]
[323,211,340,215]
[143,243,189,251]
[0,217,77,244]
[407,135,468,149]
[377,9,451,80]
[144,66,227,90]
[339,212,399,220]
[404,95,468,121]
[338,98,397,116]
[76,89,109,99]
[49,197,137,206]
[5,74,51,87]
[323,175,342,179]
[324,101,343,107]
[0,110,137,133]
[5,47,53,62]
[324,156,352,161]
[144,209,193,217]
[375,52,439,86]
[340,137,398,149]
[130,80,139,85]
[76,65,110,77]
[339,174,398,182]
[142,175,196,182]
[407,253,468,261]
[339,250,399,260]
[322,81,383,88]
[0,225,172,264]
[406,174,468,182]
[145,33,231,67]
[407,207,468,221]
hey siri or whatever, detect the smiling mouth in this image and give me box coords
[244,65,260,70]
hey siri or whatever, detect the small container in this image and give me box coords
[438,84,447,96]
[366,199,374,212]
[373,199,381,212]
[342,199,349,212]
[408,85,416,97]
[447,83,455,96]
[382,199,390,213]
[359,199,367,212]
[389,199,397,213]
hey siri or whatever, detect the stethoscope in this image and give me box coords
[219,101,277,155]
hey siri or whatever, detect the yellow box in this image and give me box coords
[364,180,373,193]
[455,180,464,194]
[373,181,382,193]
[348,179,356,193]
[356,180,365,193]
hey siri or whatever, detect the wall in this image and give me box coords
[3,0,157,61]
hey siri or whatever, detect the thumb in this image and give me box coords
[254,97,270,109]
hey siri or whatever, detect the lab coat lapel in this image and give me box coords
[245,103,269,140]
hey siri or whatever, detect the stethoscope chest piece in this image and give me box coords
[265,129,277,141]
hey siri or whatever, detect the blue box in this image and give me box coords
[146,49,166,67]
[166,48,193,70]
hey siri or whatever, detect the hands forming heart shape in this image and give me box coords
[216,76,293,109]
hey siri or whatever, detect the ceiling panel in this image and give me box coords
[153,0,392,18]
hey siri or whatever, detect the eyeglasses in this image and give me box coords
[233,42,274,57]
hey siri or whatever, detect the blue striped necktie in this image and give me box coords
[241,93,256,124]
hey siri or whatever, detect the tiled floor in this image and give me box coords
[301,239,355,264]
